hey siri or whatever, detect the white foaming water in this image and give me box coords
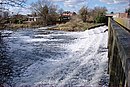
[3,26,109,87]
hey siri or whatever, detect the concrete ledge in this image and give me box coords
[108,18,130,87]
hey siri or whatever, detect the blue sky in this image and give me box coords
[10,0,130,14]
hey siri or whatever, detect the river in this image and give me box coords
[0,26,109,87]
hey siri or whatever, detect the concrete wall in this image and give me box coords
[114,18,130,30]
[108,18,130,87]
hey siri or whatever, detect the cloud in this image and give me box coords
[51,0,64,1]
[65,0,87,7]
[52,0,88,8]
[9,5,31,15]
[100,0,128,4]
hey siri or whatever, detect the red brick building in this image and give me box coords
[59,11,76,22]
[118,13,129,18]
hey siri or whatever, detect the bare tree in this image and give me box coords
[79,6,88,22]
[93,7,107,16]
[0,0,27,29]
[31,0,58,26]
[0,0,27,17]
[0,0,26,7]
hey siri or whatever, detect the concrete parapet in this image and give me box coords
[108,18,130,87]
[114,18,130,30]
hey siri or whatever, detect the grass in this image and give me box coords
[10,24,30,29]
[49,16,104,31]
[50,21,103,31]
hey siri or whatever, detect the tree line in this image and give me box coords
[1,0,109,28]
[31,0,108,26]
[79,6,107,23]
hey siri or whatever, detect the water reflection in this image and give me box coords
[0,33,14,85]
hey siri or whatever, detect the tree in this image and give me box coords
[48,5,59,25]
[93,7,107,17]
[31,0,58,26]
[41,5,49,25]
[111,12,114,14]
[0,0,27,29]
[125,8,130,15]
[0,0,26,7]
[79,6,88,22]
[92,6,107,23]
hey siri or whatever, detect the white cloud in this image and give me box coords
[0,0,5,3]
[9,5,31,15]
[52,0,88,8]
[65,0,86,7]
[100,0,128,4]
[51,0,64,1]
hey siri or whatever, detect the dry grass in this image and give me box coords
[51,16,101,31]
[10,24,30,28]
[7,23,41,29]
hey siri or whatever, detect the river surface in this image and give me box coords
[0,26,109,87]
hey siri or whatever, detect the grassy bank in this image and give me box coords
[49,22,104,31]
[48,16,105,31]
[9,24,31,29]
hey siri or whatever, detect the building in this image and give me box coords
[118,13,129,18]
[27,17,40,22]
[106,13,130,18]
[59,11,76,22]
[26,14,40,23]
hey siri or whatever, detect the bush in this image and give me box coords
[57,16,86,31]
[30,20,44,27]
[95,15,106,23]
[53,15,98,31]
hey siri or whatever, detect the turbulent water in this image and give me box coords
[0,26,109,87]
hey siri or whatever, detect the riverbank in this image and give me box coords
[0,22,106,31]
[48,23,105,31]
[0,24,43,30]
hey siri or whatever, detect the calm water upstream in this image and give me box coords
[0,26,109,87]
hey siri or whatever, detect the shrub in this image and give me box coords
[95,15,106,23]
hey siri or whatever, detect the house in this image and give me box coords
[26,14,40,23]
[106,13,130,29]
[27,16,40,22]
[118,13,130,18]
[59,11,76,22]
[106,13,129,18]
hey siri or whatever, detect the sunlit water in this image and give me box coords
[0,26,109,87]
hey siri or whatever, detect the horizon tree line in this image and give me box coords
[0,0,113,28]
[31,0,108,26]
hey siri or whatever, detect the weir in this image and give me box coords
[108,18,130,86]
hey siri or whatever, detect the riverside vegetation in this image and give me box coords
[50,6,107,31]
[51,15,106,31]
[0,0,107,31]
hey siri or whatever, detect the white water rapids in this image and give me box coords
[0,26,109,87]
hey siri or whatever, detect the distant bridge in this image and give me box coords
[108,17,130,87]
